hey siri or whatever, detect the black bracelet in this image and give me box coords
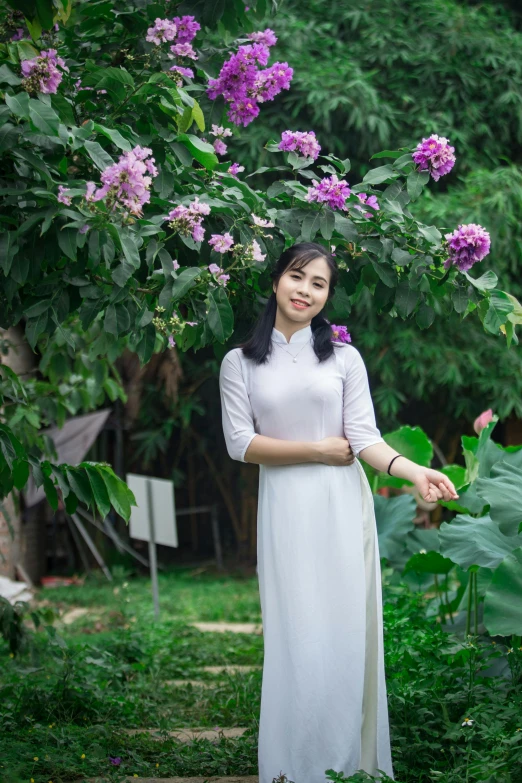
[387,454,403,476]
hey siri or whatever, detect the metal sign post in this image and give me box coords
[145,478,160,620]
[126,473,178,622]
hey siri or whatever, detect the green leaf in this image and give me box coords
[65,467,93,506]
[104,304,131,336]
[97,464,135,521]
[394,282,418,317]
[369,150,404,160]
[171,267,201,301]
[118,228,140,270]
[484,547,522,635]
[57,227,77,261]
[176,133,219,170]
[207,285,234,343]
[84,140,115,170]
[415,301,435,329]
[406,170,430,200]
[319,209,335,241]
[28,98,60,135]
[0,65,21,86]
[300,212,321,242]
[333,213,358,241]
[85,465,111,519]
[439,513,522,570]
[0,232,19,276]
[462,269,498,292]
[191,99,205,132]
[12,459,29,490]
[417,224,442,245]
[25,312,48,350]
[475,462,522,536]
[43,475,58,510]
[92,123,132,151]
[482,290,514,334]
[391,247,413,266]
[5,91,30,119]
[362,164,397,185]
[136,323,156,366]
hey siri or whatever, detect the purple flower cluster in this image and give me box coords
[306,174,351,211]
[173,15,201,43]
[171,42,197,60]
[208,263,230,286]
[353,192,380,218]
[278,130,321,161]
[443,223,491,272]
[209,232,234,253]
[21,49,68,95]
[330,325,351,343]
[246,28,278,47]
[85,146,158,217]
[169,65,194,84]
[412,134,456,182]
[146,18,178,45]
[211,124,233,156]
[206,31,293,127]
[165,196,211,242]
[57,185,72,205]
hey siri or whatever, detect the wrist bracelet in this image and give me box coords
[387,454,403,476]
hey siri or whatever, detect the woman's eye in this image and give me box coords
[291,274,323,288]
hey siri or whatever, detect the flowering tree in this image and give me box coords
[0,0,520,518]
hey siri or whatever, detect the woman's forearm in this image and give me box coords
[358,441,422,482]
[244,434,322,466]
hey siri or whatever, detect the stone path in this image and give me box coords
[189,622,263,634]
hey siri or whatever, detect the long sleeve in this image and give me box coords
[219,349,258,463]
[342,345,385,459]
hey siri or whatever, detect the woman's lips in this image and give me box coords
[291,300,310,309]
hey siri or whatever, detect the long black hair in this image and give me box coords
[236,242,340,365]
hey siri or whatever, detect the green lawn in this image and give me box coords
[1,565,521,783]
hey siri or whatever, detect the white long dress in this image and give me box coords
[219,323,395,783]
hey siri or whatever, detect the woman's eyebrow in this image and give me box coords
[291,270,328,284]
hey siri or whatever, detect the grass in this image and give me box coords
[1,564,521,783]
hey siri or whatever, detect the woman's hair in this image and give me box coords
[235,242,340,365]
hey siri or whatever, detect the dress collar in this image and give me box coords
[271,324,313,345]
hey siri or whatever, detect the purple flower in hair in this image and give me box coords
[330,325,351,343]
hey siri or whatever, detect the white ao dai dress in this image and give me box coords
[219,323,395,783]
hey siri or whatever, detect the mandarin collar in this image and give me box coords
[271,324,312,345]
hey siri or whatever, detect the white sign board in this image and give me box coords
[126,473,178,548]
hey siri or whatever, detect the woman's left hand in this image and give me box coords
[412,468,459,503]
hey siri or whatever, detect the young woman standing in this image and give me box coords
[219,242,458,783]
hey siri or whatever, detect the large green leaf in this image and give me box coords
[475,461,522,536]
[362,164,397,185]
[484,547,522,635]
[84,140,115,171]
[176,133,219,170]
[439,513,522,570]
[207,286,234,343]
[171,267,202,301]
[28,98,60,135]
[373,493,417,565]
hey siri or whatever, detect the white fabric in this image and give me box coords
[219,323,394,782]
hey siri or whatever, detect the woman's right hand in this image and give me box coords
[317,437,356,466]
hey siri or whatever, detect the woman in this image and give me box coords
[219,242,458,783]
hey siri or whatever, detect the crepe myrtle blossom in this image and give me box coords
[208,263,222,274]
[330,324,351,343]
[209,232,235,253]
[252,214,274,228]
[353,192,380,218]
[278,130,321,161]
[172,259,180,271]
[169,65,194,80]
[170,42,197,59]
[213,139,228,155]
[473,408,494,435]
[11,28,26,41]
[306,174,351,211]
[412,133,456,182]
[247,28,278,47]
[443,223,491,272]
[146,18,177,45]
[211,125,233,139]
[172,15,201,43]
[206,40,293,127]
[57,186,72,205]
[79,224,90,234]
[238,239,266,263]
[228,162,245,178]
[217,273,230,286]
[85,146,158,217]
[21,48,68,95]
[165,196,210,242]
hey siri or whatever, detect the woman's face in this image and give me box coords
[273,255,331,324]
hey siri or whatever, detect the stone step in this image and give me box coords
[121,727,249,742]
[189,622,263,634]
[87,777,258,783]
[200,665,262,674]
[164,679,225,689]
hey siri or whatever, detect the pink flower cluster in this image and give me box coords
[165,196,211,242]
[85,146,158,217]
[443,223,491,272]
[211,124,233,155]
[146,14,200,46]
[412,134,456,182]
[206,30,293,127]
[244,239,266,263]
[354,192,380,218]
[21,49,68,94]
[306,174,351,211]
[246,29,278,46]
[330,325,351,343]
[57,185,72,205]
[170,66,194,83]
[209,232,234,253]
[278,130,321,161]
[208,263,230,286]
